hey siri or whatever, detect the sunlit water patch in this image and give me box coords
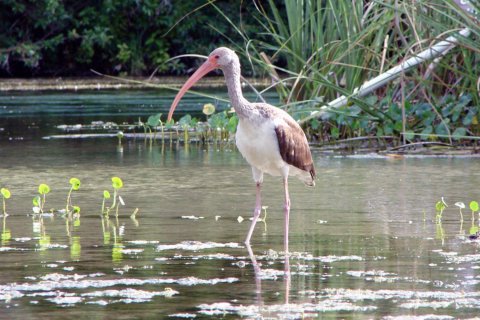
[156,241,242,251]
[1,134,480,318]
[0,272,238,307]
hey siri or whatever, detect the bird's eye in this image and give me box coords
[214,55,220,59]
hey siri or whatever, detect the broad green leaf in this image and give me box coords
[331,127,340,139]
[103,190,111,199]
[147,113,162,127]
[435,123,449,136]
[226,115,239,133]
[403,130,415,140]
[452,127,467,140]
[179,114,192,128]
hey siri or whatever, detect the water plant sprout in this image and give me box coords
[102,190,111,214]
[178,114,197,143]
[146,113,163,142]
[66,177,81,214]
[1,188,11,216]
[435,197,448,222]
[108,177,124,215]
[34,184,51,214]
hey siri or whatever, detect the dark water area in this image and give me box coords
[0,88,277,139]
[0,90,479,319]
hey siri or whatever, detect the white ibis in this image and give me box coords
[167,47,315,251]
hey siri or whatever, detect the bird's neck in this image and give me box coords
[222,63,251,119]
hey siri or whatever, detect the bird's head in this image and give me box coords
[167,47,238,122]
[209,47,238,69]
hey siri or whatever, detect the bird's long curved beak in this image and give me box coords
[167,57,219,122]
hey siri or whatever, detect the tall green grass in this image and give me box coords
[211,0,479,144]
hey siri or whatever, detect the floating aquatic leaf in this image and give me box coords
[1,188,11,199]
[38,184,50,195]
[111,177,123,190]
[69,178,81,190]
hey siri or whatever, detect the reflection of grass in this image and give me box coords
[1,211,10,245]
[469,201,479,236]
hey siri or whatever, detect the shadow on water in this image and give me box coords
[0,90,480,318]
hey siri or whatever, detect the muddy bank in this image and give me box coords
[0,76,272,91]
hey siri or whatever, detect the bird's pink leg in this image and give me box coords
[245,182,262,245]
[283,177,291,254]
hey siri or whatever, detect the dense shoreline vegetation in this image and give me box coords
[1,1,479,148]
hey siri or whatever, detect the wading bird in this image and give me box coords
[167,47,315,252]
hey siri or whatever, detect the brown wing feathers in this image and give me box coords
[274,120,316,180]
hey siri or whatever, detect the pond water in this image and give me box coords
[0,90,480,319]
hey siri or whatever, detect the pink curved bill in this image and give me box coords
[167,57,219,122]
